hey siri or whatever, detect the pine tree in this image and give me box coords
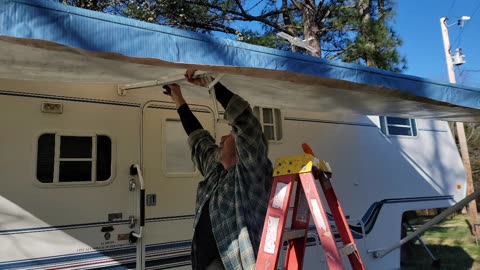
[60,0,406,71]
[341,0,406,71]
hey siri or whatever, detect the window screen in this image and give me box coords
[165,120,195,173]
[379,116,418,137]
[36,134,112,184]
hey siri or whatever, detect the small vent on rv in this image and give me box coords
[41,102,63,114]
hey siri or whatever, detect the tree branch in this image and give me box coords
[183,19,239,35]
[290,0,303,11]
[260,6,297,19]
[184,0,291,34]
[467,124,477,142]
[326,43,355,60]
[234,0,247,15]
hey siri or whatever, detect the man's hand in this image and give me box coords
[185,69,213,88]
[163,83,186,109]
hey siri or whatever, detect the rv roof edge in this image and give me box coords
[3,0,480,121]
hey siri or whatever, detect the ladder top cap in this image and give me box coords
[273,153,331,176]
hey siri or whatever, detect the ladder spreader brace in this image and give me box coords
[256,146,365,270]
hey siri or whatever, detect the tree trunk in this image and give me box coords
[302,0,321,56]
[358,0,375,67]
[378,0,385,20]
[282,0,297,52]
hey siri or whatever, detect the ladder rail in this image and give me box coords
[256,174,297,270]
[315,168,365,270]
[299,172,343,269]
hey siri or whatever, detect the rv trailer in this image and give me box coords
[1,1,480,269]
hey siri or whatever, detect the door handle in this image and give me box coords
[101,226,114,233]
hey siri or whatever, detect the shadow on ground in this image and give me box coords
[401,243,474,270]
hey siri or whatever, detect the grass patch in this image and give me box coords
[402,213,480,269]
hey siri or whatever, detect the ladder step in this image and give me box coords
[282,229,306,241]
[340,243,356,256]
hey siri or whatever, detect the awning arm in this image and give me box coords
[372,189,480,258]
[117,71,227,123]
[116,71,214,96]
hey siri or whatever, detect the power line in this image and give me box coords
[451,2,480,54]
[472,1,480,19]
[451,27,464,49]
[458,68,467,85]
[447,0,458,18]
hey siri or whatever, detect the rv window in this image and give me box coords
[165,120,195,173]
[59,161,92,182]
[36,134,112,184]
[252,107,283,142]
[379,116,417,137]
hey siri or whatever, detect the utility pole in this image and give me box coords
[440,17,478,234]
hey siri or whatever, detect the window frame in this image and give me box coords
[34,131,115,187]
[379,116,418,138]
[253,106,284,143]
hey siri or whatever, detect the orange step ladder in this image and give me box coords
[255,144,365,270]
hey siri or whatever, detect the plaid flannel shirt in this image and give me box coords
[188,94,273,270]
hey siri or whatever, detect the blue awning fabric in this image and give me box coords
[1,0,480,122]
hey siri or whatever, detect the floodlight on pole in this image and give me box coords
[444,16,471,27]
[458,16,471,27]
[276,32,318,54]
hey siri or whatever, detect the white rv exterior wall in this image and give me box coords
[0,79,467,270]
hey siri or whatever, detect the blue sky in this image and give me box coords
[396,0,480,87]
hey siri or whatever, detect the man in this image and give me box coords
[163,70,273,270]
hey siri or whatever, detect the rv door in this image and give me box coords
[141,101,215,269]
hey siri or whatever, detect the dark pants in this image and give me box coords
[192,203,222,270]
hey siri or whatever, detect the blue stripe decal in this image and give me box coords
[344,196,452,239]
[0,220,130,235]
[0,246,136,269]
[0,240,191,269]
[316,196,453,240]
[0,196,453,268]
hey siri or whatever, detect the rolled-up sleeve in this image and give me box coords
[188,129,219,176]
[224,95,270,179]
